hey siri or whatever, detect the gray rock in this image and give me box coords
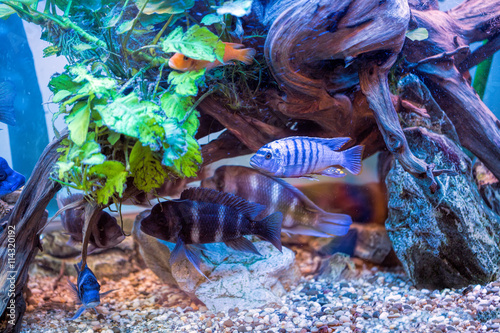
[133,211,300,312]
[386,126,500,289]
[316,253,354,282]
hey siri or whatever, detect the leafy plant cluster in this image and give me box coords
[0,0,255,205]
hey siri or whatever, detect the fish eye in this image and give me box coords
[183,56,189,61]
[0,171,6,181]
[265,153,272,160]
[216,179,224,189]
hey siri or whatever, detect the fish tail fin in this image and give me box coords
[317,211,352,236]
[255,212,283,252]
[237,48,256,65]
[341,145,364,175]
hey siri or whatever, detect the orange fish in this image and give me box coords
[168,42,256,72]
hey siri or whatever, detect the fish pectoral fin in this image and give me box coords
[65,306,86,321]
[299,175,320,181]
[67,278,81,304]
[225,237,261,255]
[282,225,335,238]
[170,239,211,281]
[100,289,116,298]
[320,167,346,178]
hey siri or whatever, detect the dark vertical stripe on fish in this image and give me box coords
[312,141,319,171]
[222,206,235,239]
[301,139,309,175]
[235,213,243,237]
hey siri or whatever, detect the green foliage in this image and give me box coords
[5,0,257,207]
[162,25,225,62]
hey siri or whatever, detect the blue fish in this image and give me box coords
[0,157,25,197]
[0,81,16,126]
[66,262,114,320]
[250,136,364,178]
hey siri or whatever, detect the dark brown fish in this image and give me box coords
[201,165,352,237]
[57,193,125,253]
[140,187,283,277]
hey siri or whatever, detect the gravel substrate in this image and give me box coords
[20,252,500,333]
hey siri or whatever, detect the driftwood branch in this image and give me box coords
[0,133,66,333]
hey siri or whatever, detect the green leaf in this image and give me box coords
[167,69,206,96]
[53,90,72,103]
[43,46,60,57]
[72,43,94,52]
[66,101,91,146]
[56,160,75,179]
[67,135,105,165]
[172,135,201,177]
[116,19,135,35]
[0,4,16,19]
[160,92,198,135]
[69,65,117,97]
[135,0,194,15]
[49,73,83,95]
[140,12,179,27]
[161,118,189,167]
[89,161,128,204]
[216,0,252,17]
[130,141,168,192]
[201,13,223,26]
[94,92,166,151]
[107,131,121,145]
[162,25,225,62]
[406,28,428,41]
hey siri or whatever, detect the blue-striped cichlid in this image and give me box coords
[0,157,25,197]
[249,136,364,178]
[66,262,114,320]
[201,166,352,237]
[140,187,283,278]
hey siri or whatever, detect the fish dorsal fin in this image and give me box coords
[180,187,265,220]
[224,42,245,49]
[286,136,351,151]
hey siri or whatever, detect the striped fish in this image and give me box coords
[66,262,114,320]
[249,136,364,178]
[201,166,352,237]
[140,188,283,277]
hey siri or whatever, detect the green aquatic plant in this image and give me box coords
[0,0,256,205]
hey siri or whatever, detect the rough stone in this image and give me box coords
[386,126,500,289]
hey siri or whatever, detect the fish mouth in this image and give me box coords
[249,157,258,169]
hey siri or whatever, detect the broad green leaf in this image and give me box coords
[140,12,179,27]
[69,65,117,97]
[0,4,16,19]
[89,161,128,204]
[406,28,429,41]
[53,90,72,103]
[172,135,201,177]
[49,73,83,95]
[216,0,252,17]
[116,19,134,35]
[161,118,189,167]
[94,93,166,151]
[160,92,198,135]
[162,25,225,62]
[107,131,121,145]
[201,13,223,26]
[167,68,206,96]
[67,136,105,165]
[66,101,91,146]
[130,141,168,192]
[135,0,194,15]
[56,160,75,179]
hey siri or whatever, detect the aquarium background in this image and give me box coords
[0,0,499,215]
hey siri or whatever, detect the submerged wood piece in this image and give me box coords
[0,134,65,333]
[386,127,500,289]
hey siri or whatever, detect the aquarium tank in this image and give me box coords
[1,0,500,332]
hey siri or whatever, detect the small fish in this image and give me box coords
[201,166,352,237]
[57,193,125,253]
[249,136,364,178]
[0,157,25,197]
[0,81,16,126]
[140,187,283,277]
[168,42,256,72]
[66,262,114,320]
